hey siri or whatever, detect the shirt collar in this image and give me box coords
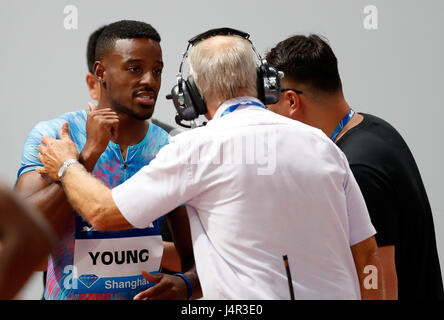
[212,96,264,121]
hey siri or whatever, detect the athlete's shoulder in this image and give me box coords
[150,121,169,135]
[58,109,87,121]
[148,121,171,144]
[31,109,87,136]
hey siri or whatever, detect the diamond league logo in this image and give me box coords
[78,274,99,289]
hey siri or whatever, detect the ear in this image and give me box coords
[85,72,98,100]
[93,61,106,85]
[287,91,302,120]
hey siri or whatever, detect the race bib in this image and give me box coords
[72,214,163,294]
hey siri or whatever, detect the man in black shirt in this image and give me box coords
[265,34,443,299]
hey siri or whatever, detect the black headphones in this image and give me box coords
[167,27,283,128]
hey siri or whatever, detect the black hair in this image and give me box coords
[95,20,161,62]
[266,34,342,93]
[86,25,107,73]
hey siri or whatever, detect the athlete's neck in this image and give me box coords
[112,113,149,147]
[97,99,149,156]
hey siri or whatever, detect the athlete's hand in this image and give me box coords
[36,122,79,181]
[82,102,119,157]
[133,270,188,300]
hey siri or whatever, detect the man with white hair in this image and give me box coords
[36,28,384,299]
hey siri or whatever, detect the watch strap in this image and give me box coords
[58,159,79,180]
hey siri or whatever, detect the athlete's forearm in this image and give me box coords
[79,144,103,172]
[160,241,181,273]
[183,264,202,299]
[167,207,202,299]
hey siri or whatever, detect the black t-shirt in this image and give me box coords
[336,113,444,299]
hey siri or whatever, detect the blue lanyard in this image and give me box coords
[330,108,355,142]
[220,101,266,118]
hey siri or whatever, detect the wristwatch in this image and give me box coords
[58,159,79,181]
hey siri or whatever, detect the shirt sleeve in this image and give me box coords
[17,120,61,179]
[341,155,377,246]
[349,164,398,247]
[112,138,196,229]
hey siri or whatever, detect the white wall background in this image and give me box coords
[1,0,443,299]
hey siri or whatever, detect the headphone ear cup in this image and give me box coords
[179,80,198,120]
[256,66,265,104]
[169,76,198,121]
[186,75,207,115]
[258,61,281,105]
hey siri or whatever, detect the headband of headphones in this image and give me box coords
[189,27,250,45]
[167,27,282,128]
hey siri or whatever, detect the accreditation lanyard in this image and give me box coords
[330,108,355,142]
[220,101,267,118]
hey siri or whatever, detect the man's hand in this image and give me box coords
[133,270,188,300]
[82,102,119,159]
[78,102,119,172]
[36,122,79,181]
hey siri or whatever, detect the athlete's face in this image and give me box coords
[100,38,163,120]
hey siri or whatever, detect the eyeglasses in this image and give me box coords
[281,88,303,94]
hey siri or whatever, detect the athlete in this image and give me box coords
[15,20,197,300]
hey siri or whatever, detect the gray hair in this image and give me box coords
[189,35,258,104]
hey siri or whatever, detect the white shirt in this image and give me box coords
[112,96,376,299]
